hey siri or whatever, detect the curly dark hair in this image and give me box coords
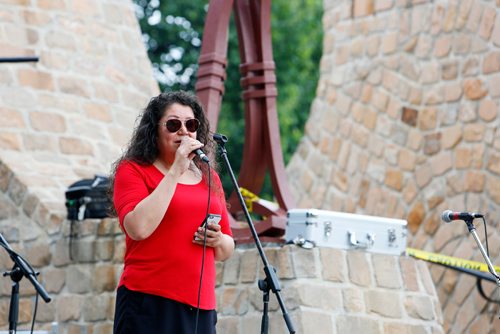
[124,90,213,163]
[108,91,218,214]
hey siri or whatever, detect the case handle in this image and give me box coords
[348,231,375,249]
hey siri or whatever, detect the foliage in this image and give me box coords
[133,0,206,90]
[133,0,323,199]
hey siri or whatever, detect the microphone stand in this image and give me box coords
[0,57,39,63]
[213,133,295,334]
[462,219,500,287]
[0,233,51,333]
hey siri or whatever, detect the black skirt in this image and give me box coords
[113,285,217,334]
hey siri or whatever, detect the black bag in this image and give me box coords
[65,175,111,220]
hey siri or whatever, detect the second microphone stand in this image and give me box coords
[213,133,295,334]
[462,218,500,287]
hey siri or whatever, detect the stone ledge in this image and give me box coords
[216,245,444,333]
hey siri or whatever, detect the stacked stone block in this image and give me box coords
[287,0,500,332]
[216,245,444,333]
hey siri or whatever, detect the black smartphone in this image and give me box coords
[194,214,221,241]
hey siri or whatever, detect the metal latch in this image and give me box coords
[324,221,332,238]
[388,228,397,247]
[292,235,316,249]
[348,231,375,249]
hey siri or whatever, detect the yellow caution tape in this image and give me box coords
[239,187,260,213]
[407,247,500,273]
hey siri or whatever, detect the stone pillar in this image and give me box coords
[0,0,157,332]
[286,1,500,332]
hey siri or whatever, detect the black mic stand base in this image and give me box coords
[4,266,23,334]
[0,233,51,334]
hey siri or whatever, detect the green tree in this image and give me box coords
[133,0,323,200]
[134,0,206,90]
[271,0,323,163]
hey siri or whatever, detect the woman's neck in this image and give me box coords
[154,158,172,174]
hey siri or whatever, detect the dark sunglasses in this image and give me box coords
[161,119,200,133]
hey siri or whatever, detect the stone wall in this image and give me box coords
[0,0,157,333]
[0,0,497,333]
[216,246,444,333]
[286,0,500,332]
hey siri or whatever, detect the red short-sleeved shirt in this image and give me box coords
[113,161,232,310]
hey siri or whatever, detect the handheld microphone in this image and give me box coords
[194,149,209,163]
[441,210,483,223]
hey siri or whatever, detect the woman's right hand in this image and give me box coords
[170,136,204,177]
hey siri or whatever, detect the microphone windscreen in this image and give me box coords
[441,210,453,223]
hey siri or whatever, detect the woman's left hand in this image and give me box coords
[193,223,223,248]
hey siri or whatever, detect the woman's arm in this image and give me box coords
[120,137,203,240]
[122,170,180,240]
[214,233,235,261]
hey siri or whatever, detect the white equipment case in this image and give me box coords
[286,209,407,255]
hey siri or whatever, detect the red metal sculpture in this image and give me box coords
[195,0,295,243]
